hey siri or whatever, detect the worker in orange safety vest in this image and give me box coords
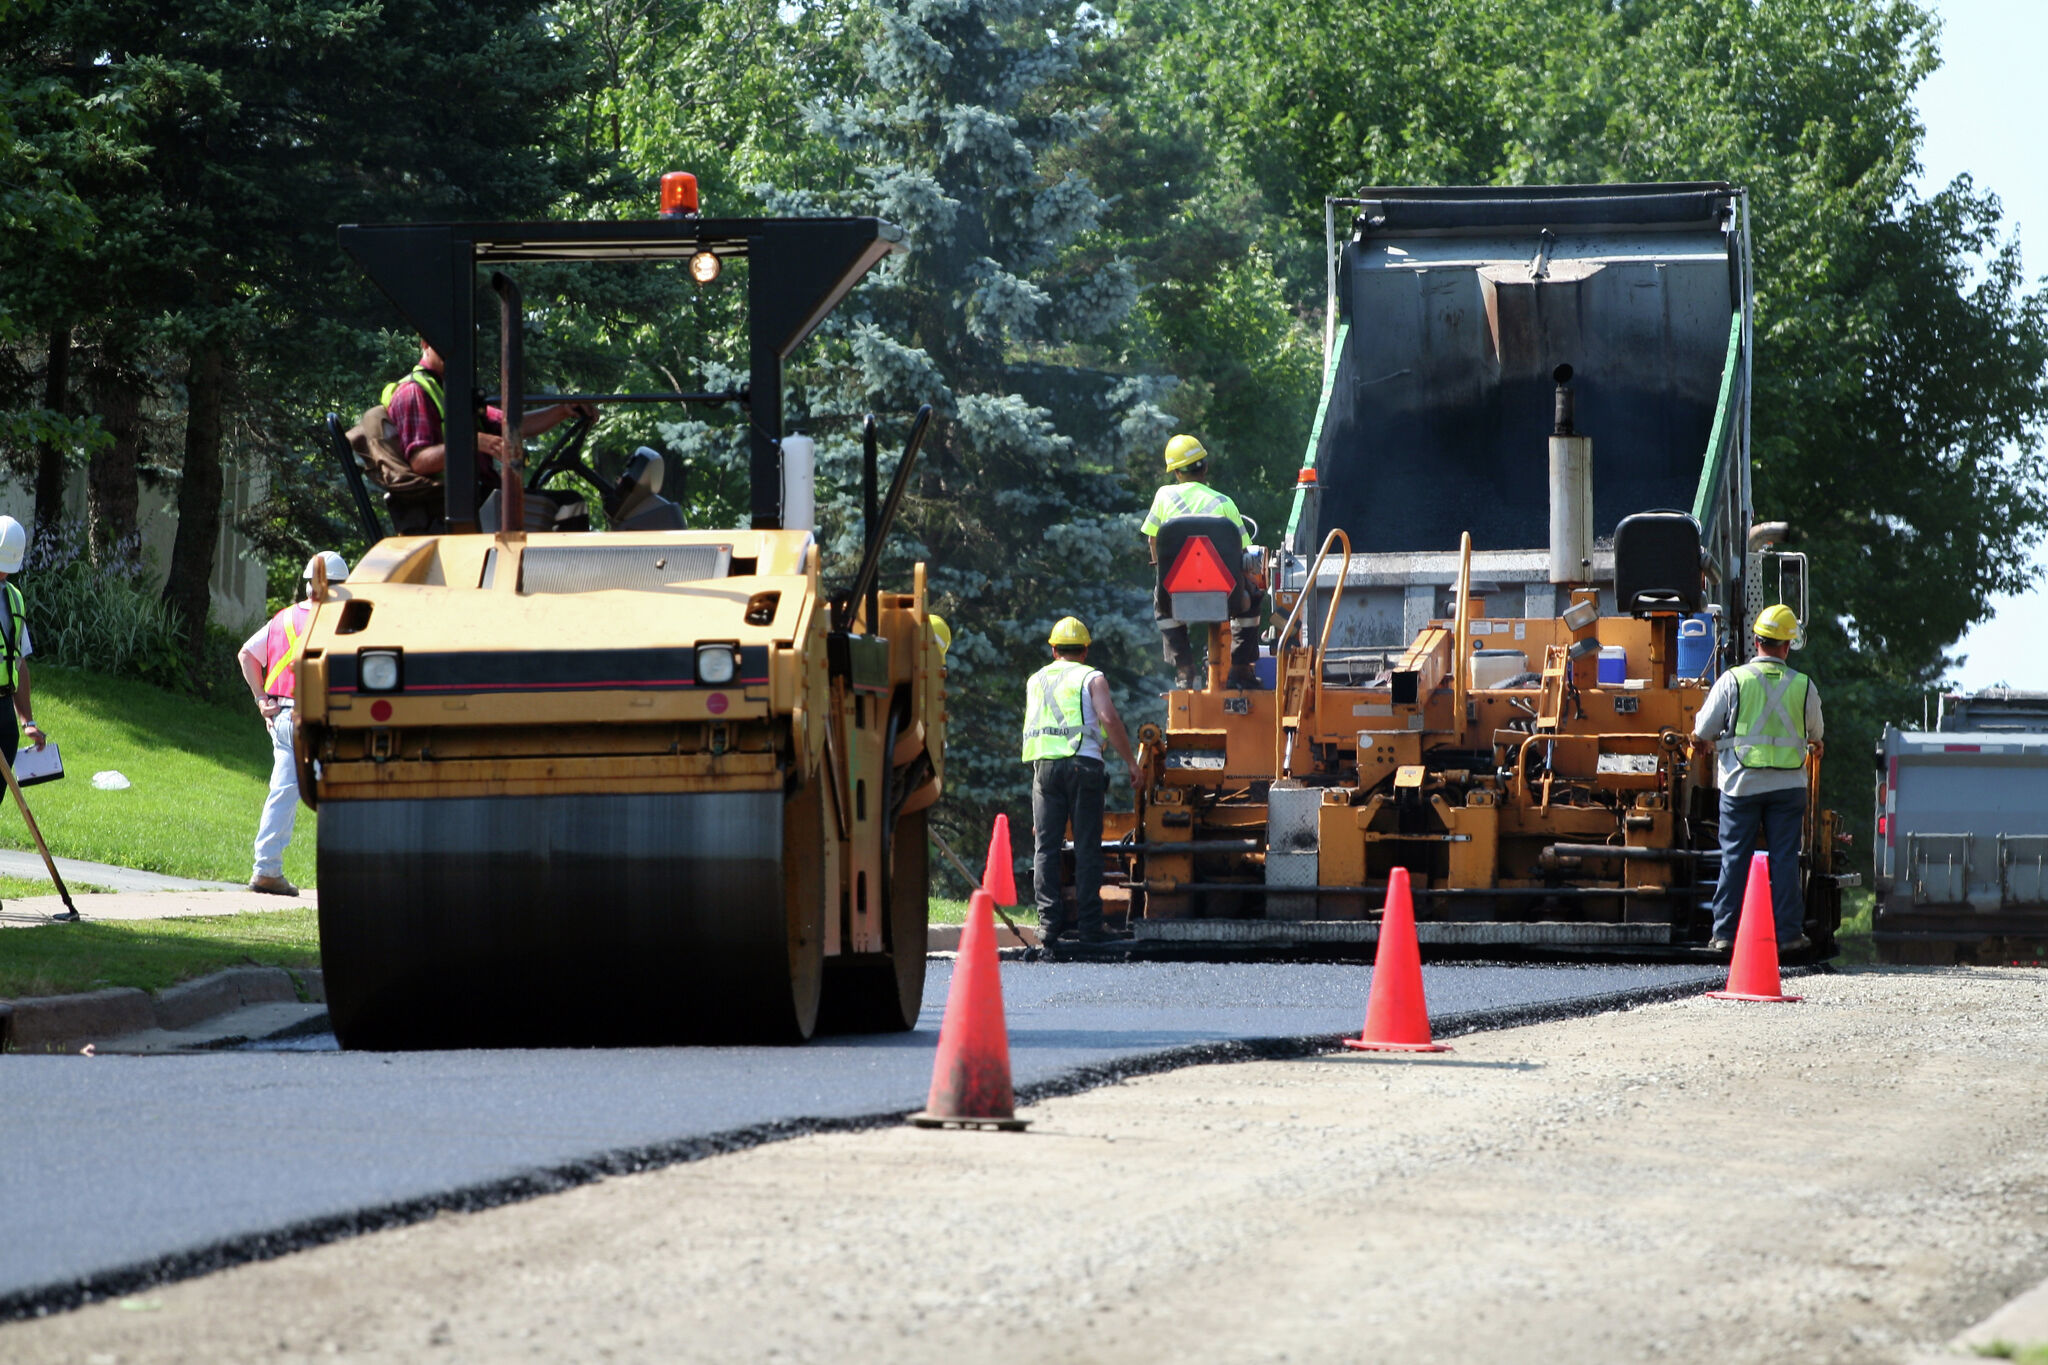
[237,551,348,895]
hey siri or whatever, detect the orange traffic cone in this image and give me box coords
[1344,867,1451,1053]
[910,888,1029,1130]
[982,812,1019,906]
[1708,851,1803,1003]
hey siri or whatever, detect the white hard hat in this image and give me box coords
[0,516,25,574]
[303,550,350,583]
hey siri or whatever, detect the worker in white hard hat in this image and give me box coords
[1691,603,1825,954]
[1021,616,1138,947]
[237,550,351,895]
[1142,434,1261,691]
[0,515,51,772]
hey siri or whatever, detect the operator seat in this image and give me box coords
[606,448,687,531]
[1613,511,1704,615]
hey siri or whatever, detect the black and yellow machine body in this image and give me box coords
[297,210,943,1046]
[1105,184,1854,957]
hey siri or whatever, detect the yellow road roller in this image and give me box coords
[300,191,942,1047]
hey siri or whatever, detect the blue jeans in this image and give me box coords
[1710,785,1807,942]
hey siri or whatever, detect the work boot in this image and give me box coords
[1074,926,1133,946]
[250,874,300,897]
[1224,665,1259,690]
[1778,934,1812,953]
[1707,937,1733,953]
[1175,668,1204,692]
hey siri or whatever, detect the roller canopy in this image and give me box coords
[337,215,906,530]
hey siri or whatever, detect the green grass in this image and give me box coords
[929,896,972,924]
[1973,1342,2048,1364]
[0,908,320,999]
[0,874,113,900]
[1836,886,1875,964]
[0,665,313,887]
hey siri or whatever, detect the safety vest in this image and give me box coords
[1727,658,1810,770]
[1143,480,1245,536]
[0,581,25,692]
[262,601,314,700]
[380,367,446,418]
[1020,660,1102,762]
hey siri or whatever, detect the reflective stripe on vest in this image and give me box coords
[380,367,446,418]
[0,582,24,692]
[263,602,313,698]
[1020,660,1101,761]
[1727,659,1810,769]
[1150,481,1244,533]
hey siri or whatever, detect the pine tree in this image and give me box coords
[730,0,1179,840]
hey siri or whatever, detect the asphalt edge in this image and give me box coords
[0,968,1729,1325]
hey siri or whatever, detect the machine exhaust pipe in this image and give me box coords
[1548,363,1593,585]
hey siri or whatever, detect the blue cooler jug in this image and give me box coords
[1676,614,1715,681]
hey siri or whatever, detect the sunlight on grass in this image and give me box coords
[0,666,312,886]
[0,907,321,999]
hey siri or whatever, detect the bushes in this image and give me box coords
[20,526,186,690]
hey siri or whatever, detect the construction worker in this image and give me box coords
[238,551,349,896]
[1022,617,1138,946]
[383,339,594,522]
[1691,603,1825,952]
[1141,434,1260,690]
[0,515,50,769]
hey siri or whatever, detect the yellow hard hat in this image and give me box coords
[1164,434,1207,472]
[927,613,952,654]
[1753,603,1798,641]
[1048,616,1091,648]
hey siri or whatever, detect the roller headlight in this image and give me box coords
[359,650,402,692]
[696,645,737,686]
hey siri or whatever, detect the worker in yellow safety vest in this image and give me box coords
[1022,616,1138,946]
[237,551,350,896]
[1142,434,1260,690]
[1691,603,1826,953]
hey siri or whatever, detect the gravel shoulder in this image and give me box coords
[8,967,2048,1364]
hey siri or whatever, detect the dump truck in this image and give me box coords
[1873,689,2048,963]
[300,182,943,1047]
[1105,183,1853,957]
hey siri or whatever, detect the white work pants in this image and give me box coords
[252,705,299,879]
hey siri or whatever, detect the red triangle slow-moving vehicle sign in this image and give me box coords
[1163,535,1236,594]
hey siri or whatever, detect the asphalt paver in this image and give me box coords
[0,959,1716,1314]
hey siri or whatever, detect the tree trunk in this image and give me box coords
[32,324,71,551]
[85,347,143,563]
[164,341,226,657]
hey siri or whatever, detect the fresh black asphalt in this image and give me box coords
[0,960,1721,1318]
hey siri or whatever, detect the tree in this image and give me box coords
[655,0,1179,840]
[3,0,605,656]
[1120,0,2048,840]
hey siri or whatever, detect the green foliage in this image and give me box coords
[20,527,183,688]
[0,664,316,887]
[0,907,319,1000]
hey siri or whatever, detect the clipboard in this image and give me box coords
[13,740,62,787]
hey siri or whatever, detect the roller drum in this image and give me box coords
[317,790,822,1049]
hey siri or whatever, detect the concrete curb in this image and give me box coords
[925,922,1035,952]
[1,966,325,1054]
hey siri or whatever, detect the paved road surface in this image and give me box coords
[0,960,1718,1314]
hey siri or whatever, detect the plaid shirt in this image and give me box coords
[387,373,501,471]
